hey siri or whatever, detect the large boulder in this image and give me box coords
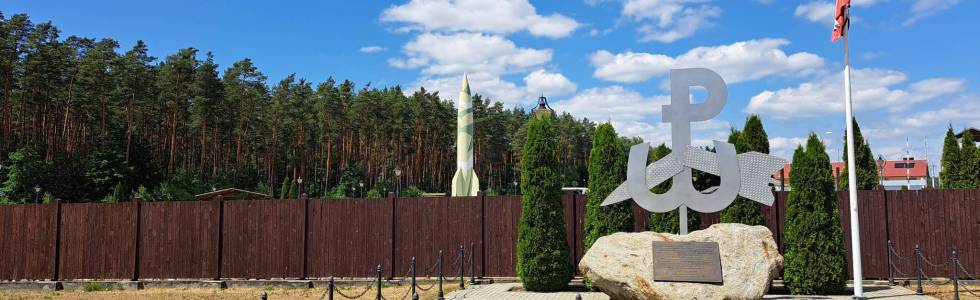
[580,223,782,300]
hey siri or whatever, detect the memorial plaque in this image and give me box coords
[651,241,723,283]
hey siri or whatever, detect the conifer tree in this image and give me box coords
[584,123,631,251]
[517,117,572,291]
[839,118,879,190]
[959,131,978,188]
[720,115,766,225]
[783,133,847,295]
[940,125,961,189]
[647,143,699,233]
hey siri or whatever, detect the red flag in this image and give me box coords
[832,0,850,42]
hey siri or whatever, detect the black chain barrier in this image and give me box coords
[887,240,980,300]
[320,244,475,300]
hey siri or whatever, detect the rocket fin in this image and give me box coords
[470,171,480,196]
[451,168,462,197]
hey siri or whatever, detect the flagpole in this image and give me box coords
[842,9,865,299]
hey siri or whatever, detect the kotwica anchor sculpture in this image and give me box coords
[602,68,787,234]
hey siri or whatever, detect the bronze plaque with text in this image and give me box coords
[651,241,723,283]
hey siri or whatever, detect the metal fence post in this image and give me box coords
[328,276,335,300]
[438,250,444,300]
[887,240,895,286]
[411,256,417,298]
[469,242,476,284]
[914,244,923,295]
[376,264,383,300]
[459,245,465,290]
[52,198,63,281]
[952,251,959,300]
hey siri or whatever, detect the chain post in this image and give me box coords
[260,291,268,300]
[576,294,582,300]
[915,245,923,295]
[376,264,383,300]
[328,276,335,300]
[887,240,895,286]
[459,245,465,290]
[411,256,417,299]
[952,251,960,300]
[438,250,445,300]
[469,242,476,284]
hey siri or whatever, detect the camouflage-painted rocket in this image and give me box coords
[451,74,480,197]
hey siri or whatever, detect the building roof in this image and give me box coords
[195,188,272,201]
[956,128,980,141]
[773,159,928,181]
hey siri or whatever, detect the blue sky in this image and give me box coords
[5,0,978,174]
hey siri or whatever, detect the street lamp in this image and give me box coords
[393,166,402,198]
[34,185,41,204]
[513,180,519,195]
[297,177,304,196]
[877,156,885,190]
[358,181,364,198]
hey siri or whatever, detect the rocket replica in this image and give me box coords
[451,74,480,197]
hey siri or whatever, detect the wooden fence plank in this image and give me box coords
[59,203,136,280]
[221,200,304,279]
[0,203,57,280]
[307,197,392,278]
[138,201,219,279]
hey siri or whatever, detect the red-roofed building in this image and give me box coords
[772,157,931,191]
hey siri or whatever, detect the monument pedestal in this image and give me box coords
[579,224,782,300]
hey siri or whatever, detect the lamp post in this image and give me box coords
[358,181,364,198]
[513,180,518,195]
[877,156,885,190]
[34,185,41,204]
[297,177,304,196]
[393,166,402,198]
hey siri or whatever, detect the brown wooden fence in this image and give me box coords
[0,190,976,281]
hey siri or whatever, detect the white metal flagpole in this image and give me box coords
[842,8,864,299]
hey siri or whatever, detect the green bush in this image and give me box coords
[516,117,572,291]
[783,133,847,295]
[720,115,766,225]
[584,123,632,251]
[82,282,115,292]
[839,118,880,190]
[645,143,701,233]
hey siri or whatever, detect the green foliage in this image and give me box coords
[279,177,291,200]
[783,133,847,295]
[517,117,572,291]
[82,282,115,292]
[1,147,47,203]
[645,143,701,233]
[401,186,424,197]
[839,118,880,190]
[583,123,632,252]
[720,115,768,225]
[958,131,978,188]
[940,126,962,188]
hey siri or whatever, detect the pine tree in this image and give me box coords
[646,143,699,233]
[583,123,631,252]
[517,117,572,291]
[839,118,880,190]
[940,126,961,189]
[959,131,978,188]
[783,133,847,295]
[721,115,767,225]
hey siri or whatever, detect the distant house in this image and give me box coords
[772,157,930,191]
[956,128,980,146]
[195,188,272,201]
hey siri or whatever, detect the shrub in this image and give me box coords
[783,133,847,295]
[584,123,632,251]
[516,117,572,291]
[720,115,766,225]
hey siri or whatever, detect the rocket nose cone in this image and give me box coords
[461,73,470,94]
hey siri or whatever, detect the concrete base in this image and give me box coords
[0,281,62,291]
[142,280,225,289]
[61,280,142,291]
[224,280,312,289]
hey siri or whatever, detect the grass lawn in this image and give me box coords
[922,283,979,300]
[0,283,460,300]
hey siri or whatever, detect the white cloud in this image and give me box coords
[389,33,552,76]
[611,119,730,147]
[524,70,577,96]
[381,0,580,38]
[409,72,546,107]
[590,38,824,84]
[622,0,720,42]
[905,0,960,25]
[794,0,881,24]
[359,46,386,53]
[745,68,966,118]
[553,86,666,122]
[897,94,980,129]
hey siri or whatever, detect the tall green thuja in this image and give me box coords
[517,117,572,291]
[940,125,961,189]
[584,123,632,251]
[959,131,978,188]
[646,143,699,233]
[783,133,847,295]
[720,115,767,225]
[279,176,291,199]
[839,118,880,190]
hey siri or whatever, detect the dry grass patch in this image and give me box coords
[0,284,460,300]
[922,283,980,300]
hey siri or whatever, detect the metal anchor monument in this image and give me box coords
[601,68,786,234]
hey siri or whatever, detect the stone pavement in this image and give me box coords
[444,283,937,300]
